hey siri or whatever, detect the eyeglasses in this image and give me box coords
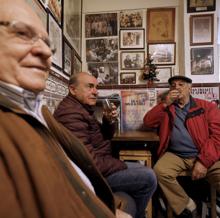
[0,20,56,54]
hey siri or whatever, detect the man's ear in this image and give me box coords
[69,85,76,96]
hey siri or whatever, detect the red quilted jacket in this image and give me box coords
[144,97,220,168]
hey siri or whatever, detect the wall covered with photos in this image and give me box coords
[82,0,181,86]
[82,0,219,85]
[25,0,83,112]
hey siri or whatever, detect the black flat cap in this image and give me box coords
[168,75,192,85]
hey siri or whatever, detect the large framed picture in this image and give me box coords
[47,0,62,24]
[88,62,118,85]
[147,8,175,43]
[25,0,47,28]
[85,13,117,38]
[191,47,214,75]
[187,0,216,13]
[63,37,73,77]
[190,14,213,46]
[148,43,176,65]
[86,38,118,62]
[119,10,143,28]
[63,0,82,56]
[48,13,62,69]
[120,29,145,49]
[120,72,136,84]
[156,67,172,83]
[120,51,145,70]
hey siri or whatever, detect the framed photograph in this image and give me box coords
[119,10,143,28]
[85,13,117,38]
[88,62,118,85]
[148,43,176,65]
[48,13,62,69]
[147,8,175,43]
[191,47,214,75]
[121,51,145,70]
[190,14,214,46]
[86,38,118,62]
[63,38,73,77]
[187,0,216,13]
[73,53,82,75]
[120,29,145,49]
[25,0,47,28]
[120,72,136,84]
[64,0,82,56]
[47,0,62,24]
[156,67,172,83]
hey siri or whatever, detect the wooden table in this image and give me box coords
[112,130,159,218]
[113,130,159,142]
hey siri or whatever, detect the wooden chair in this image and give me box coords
[119,150,152,218]
[166,171,217,218]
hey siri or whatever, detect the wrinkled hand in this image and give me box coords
[164,89,180,106]
[192,160,207,180]
[116,209,132,218]
[103,103,118,123]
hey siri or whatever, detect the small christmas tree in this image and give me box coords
[142,54,159,82]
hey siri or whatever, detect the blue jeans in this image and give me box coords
[106,162,157,218]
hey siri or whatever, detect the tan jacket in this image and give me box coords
[0,94,115,218]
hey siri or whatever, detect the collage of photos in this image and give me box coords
[85,13,118,86]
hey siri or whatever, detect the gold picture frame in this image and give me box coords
[147,8,175,43]
[187,0,216,13]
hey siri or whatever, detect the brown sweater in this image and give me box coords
[54,94,127,177]
[0,94,115,218]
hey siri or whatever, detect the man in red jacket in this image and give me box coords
[54,72,157,218]
[143,75,220,218]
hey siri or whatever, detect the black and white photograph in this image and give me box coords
[119,10,143,28]
[73,54,82,75]
[86,38,118,62]
[63,0,82,56]
[88,62,118,85]
[120,29,145,49]
[120,72,136,84]
[121,51,145,70]
[148,43,175,65]
[156,67,172,83]
[48,13,62,68]
[85,13,117,38]
[191,47,214,75]
[63,39,72,76]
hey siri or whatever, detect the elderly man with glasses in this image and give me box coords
[0,0,133,218]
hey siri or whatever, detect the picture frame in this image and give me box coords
[47,0,62,25]
[187,0,216,13]
[120,51,145,70]
[191,47,214,75]
[120,72,136,84]
[63,0,82,56]
[148,43,176,65]
[63,37,73,77]
[73,53,82,75]
[86,38,118,62]
[88,62,118,85]
[156,67,172,83]
[190,14,214,46]
[147,8,175,43]
[119,10,143,28]
[120,29,145,50]
[85,13,117,38]
[25,0,47,29]
[48,13,63,69]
